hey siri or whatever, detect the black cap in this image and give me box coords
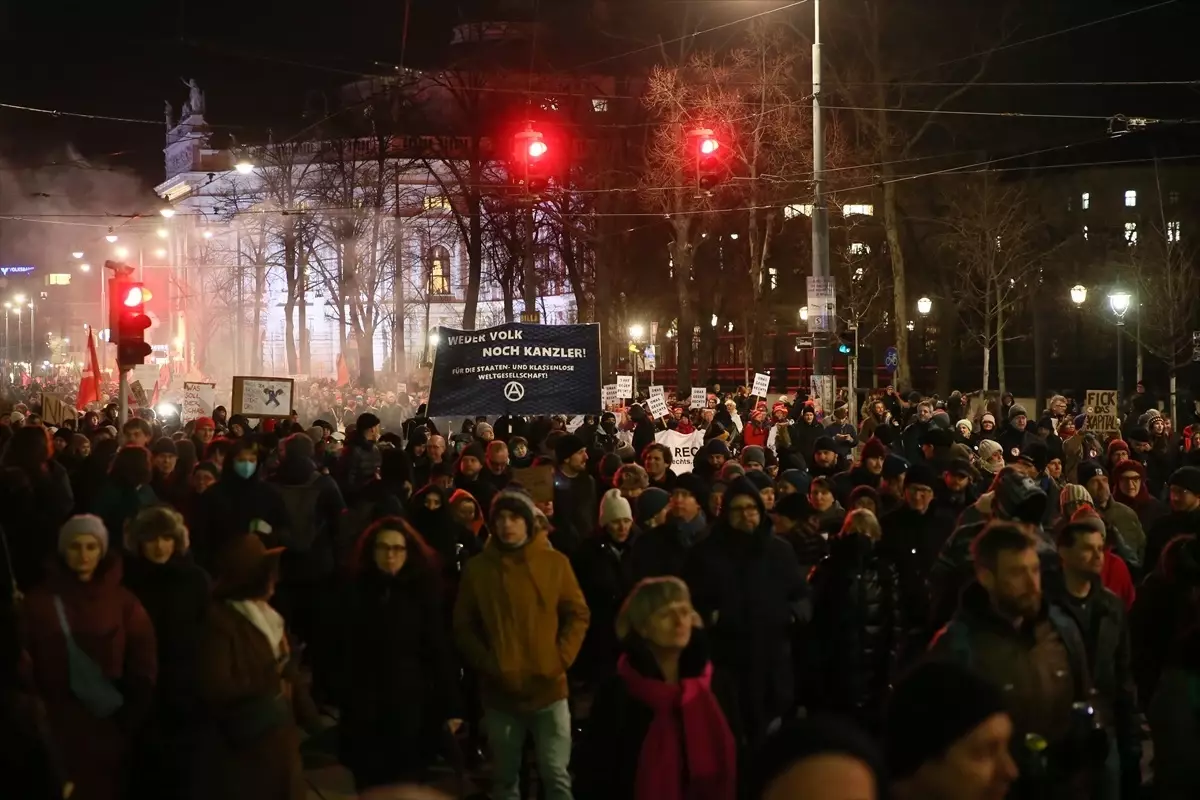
[947,458,974,477]
[904,462,937,490]
[356,412,381,431]
[813,435,838,454]
[1078,459,1107,482]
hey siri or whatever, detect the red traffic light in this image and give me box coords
[699,138,719,156]
[122,286,151,307]
[527,140,548,159]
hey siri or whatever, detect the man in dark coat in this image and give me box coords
[880,463,953,659]
[683,477,806,747]
[552,434,598,559]
[929,523,1095,797]
[1049,516,1141,797]
[997,404,1036,465]
[1144,466,1200,573]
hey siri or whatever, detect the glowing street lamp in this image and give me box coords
[917,296,933,316]
[159,207,176,219]
[235,159,254,175]
[799,306,809,323]
[72,251,84,259]
[1109,289,1133,400]
[1070,284,1087,306]
[79,263,91,273]
[114,246,129,259]
[628,324,645,340]
[105,231,118,244]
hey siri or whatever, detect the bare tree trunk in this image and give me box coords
[996,280,1007,396]
[982,311,991,392]
[671,235,695,395]
[521,205,537,314]
[298,251,310,375]
[462,187,483,330]
[252,259,266,375]
[936,298,955,398]
[883,178,912,390]
[283,228,299,374]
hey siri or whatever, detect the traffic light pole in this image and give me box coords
[118,368,129,430]
[811,0,833,403]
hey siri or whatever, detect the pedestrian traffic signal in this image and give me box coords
[689,128,726,194]
[110,276,153,368]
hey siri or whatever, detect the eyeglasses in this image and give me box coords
[375,544,408,555]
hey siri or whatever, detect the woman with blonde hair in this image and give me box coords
[575,576,736,800]
[806,509,901,731]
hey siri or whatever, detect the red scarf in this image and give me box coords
[617,654,736,800]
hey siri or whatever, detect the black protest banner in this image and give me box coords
[428,322,602,416]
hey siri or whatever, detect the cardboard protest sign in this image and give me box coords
[513,464,555,504]
[232,376,295,419]
[182,382,216,422]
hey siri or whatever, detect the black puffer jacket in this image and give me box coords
[806,530,901,728]
[880,503,953,656]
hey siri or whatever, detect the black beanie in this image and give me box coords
[885,661,1008,778]
[554,433,586,464]
[751,716,886,800]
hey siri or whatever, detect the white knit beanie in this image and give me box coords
[58,514,109,558]
[598,488,633,526]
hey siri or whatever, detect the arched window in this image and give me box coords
[427,245,452,296]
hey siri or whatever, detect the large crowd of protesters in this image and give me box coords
[1,375,1199,799]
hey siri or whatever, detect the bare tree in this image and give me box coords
[938,174,1045,394]
[825,0,1009,389]
[1130,196,1200,424]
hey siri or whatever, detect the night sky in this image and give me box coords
[0,0,1195,186]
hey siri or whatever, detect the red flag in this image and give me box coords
[336,352,350,387]
[76,328,102,409]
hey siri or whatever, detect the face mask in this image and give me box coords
[234,460,257,479]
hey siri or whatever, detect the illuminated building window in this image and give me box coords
[1168,220,1181,243]
[842,204,874,216]
[1124,222,1138,245]
[784,204,814,219]
[848,242,870,255]
[427,245,452,296]
[1125,190,1137,208]
[591,98,609,112]
[47,273,71,285]
[1082,225,1089,241]
[423,195,451,210]
[1081,192,1089,210]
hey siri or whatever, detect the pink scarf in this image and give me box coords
[617,654,737,800]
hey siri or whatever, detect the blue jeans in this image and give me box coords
[484,700,574,800]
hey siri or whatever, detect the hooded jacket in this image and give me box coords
[806,530,901,722]
[683,477,806,744]
[571,526,640,682]
[453,531,590,714]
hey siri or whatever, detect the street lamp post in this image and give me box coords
[28,302,34,366]
[629,324,645,400]
[3,302,9,371]
[1109,290,1132,402]
[1070,285,1087,401]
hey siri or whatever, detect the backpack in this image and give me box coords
[276,474,323,552]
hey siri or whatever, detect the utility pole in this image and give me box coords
[810,0,834,411]
[392,178,407,378]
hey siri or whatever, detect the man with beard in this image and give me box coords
[930,523,1094,798]
[901,401,934,463]
[454,442,497,516]
[997,404,1035,464]
[1079,460,1145,569]
[808,436,843,479]
[833,437,888,507]
[937,458,979,520]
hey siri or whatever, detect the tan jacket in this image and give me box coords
[454,532,590,713]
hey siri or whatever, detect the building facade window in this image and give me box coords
[427,245,452,295]
[842,203,874,216]
[848,242,870,255]
[47,273,71,285]
[1082,225,1089,241]
[1124,221,1138,245]
[1125,190,1137,208]
[422,195,451,210]
[1081,192,1090,210]
[784,203,814,219]
[591,98,609,112]
[1169,191,1180,205]
[1168,220,1181,243]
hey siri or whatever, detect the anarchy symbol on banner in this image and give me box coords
[503,381,525,402]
